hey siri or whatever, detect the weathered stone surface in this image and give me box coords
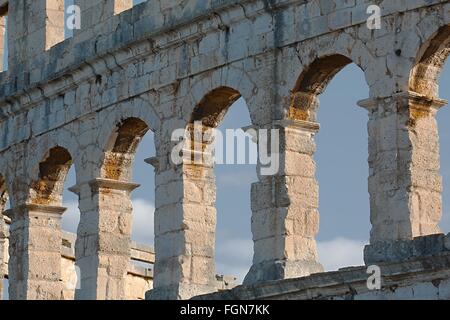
[0,0,449,301]
[365,233,450,265]
[196,250,450,301]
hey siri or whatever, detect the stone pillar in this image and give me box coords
[359,91,447,261]
[244,119,323,285]
[6,204,66,300]
[73,178,139,300]
[147,150,217,300]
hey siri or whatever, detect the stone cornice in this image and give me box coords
[394,91,448,111]
[273,119,320,133]
[358,91,448,112]
[69,178,140,195]
[89,178,140,192]
[241,120,320,143]
[3,203,67,219]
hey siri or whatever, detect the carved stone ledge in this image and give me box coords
[89,178,140,192]
[393,91,448,111]
[273,119,320,133]
[358,91,448,113]
[3,203,67,219]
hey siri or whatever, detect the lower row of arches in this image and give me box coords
[1,59,450,299]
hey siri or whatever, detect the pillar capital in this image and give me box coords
[74,177,137,300]
[4,203,67,220]
[358,91,448,113]
[69,178,140,196]
[273,119,320,133]
[89,178,140,192]
[393,91,448,111]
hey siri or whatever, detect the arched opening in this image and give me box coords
[188,87,256,286]
[102,117,149,181]
[30,146,73,205]
[410,26,450,98]
[290,55,353,121]
[101,117,155,300]
[129,123,155,300]
[32,146,74,299]
[6,146,74,300]
[291,55,370,271]
[413,26,450,234]
[61,165,80,300]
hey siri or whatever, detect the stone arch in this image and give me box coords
[244,54,370,283]
[150,83,256,299]
[188,86,254,282]
[6,146,72,300]
[75,113,155,300]
[408,24,450,236]
[186,65,260,127]
[99,97,161,135]
[289,54,361,121]
[95,97,160,180]
[410,25,450,98]
[29,146,73,206]
[190,86,242,128]
[101,117,150,181]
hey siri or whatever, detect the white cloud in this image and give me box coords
[317,238,366,272]
[61,198,155,246]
